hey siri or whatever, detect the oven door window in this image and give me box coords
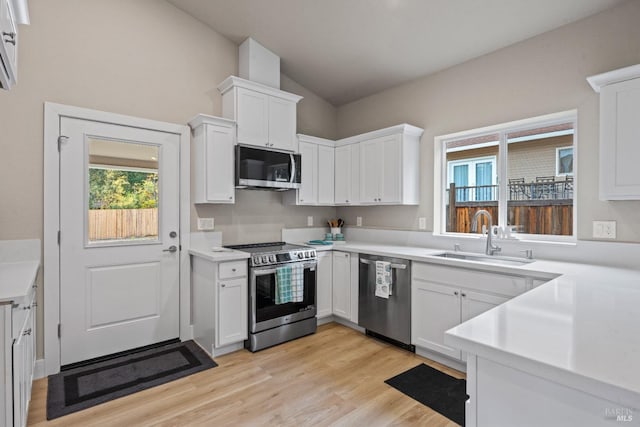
[255,266,316,323]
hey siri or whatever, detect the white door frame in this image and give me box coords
[43,102,191,376]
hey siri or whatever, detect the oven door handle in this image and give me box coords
[254,268,277,276]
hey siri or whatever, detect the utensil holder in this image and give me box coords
[331,227,342,237]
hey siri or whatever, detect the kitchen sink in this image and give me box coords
[433,252,534,266]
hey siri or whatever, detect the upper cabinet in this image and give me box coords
[588,64,640,200]
[334,143,360,205]
[189,114,236,204]
[284,135,334,206]
[338,124,423,205]
[218,76,303,152]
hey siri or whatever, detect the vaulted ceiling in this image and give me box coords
[167,0,625,106]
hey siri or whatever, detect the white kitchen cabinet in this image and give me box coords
[338,124,422,205]
[334,143,360,205]
[332,251,351,320]
[316,251,333,319]
[587,65,640,200]
[218,76,302,152]
[412,262,537,362]
[0,0,18,89]
[284,135,334,206]
[1,288,35,427]
[192,256,248,356]
[189,114,236,204]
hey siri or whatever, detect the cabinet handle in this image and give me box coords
[32,283,38,289]
[454,291,459,296]
[32,302,37,308]
[3,32,16,45]
[23,328,32,336]
[23,305,31,310]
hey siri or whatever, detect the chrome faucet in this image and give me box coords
[471,210,502,256]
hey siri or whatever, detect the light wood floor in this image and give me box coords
[28,322,464,426]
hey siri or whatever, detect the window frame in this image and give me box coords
[433,110,578,242]
[555,146,574,177]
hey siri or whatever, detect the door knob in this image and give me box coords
[163,245,178,253]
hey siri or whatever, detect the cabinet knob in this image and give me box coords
[345,200,349,203]
[454,291,459,296]
[231,268,236,272]
[229,196,233,200]
[461,293,467,297]
[221,283,226,287]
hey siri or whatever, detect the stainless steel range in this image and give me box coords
[224,242,317,352]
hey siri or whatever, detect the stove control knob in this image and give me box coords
[297,252,304,259]
[253,256,260,265]
[262,255,269,263]
[270,254,277,262]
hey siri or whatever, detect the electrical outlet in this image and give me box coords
[307,216,313,226]
[418,217,427,230]
[356,216,362,227]
[197,217,214,231]
[592,220,616,239]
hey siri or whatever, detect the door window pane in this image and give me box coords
[88,138,159,243]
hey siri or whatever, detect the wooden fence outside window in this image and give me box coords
[88,208,158,241]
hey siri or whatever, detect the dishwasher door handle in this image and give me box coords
[359,258,407,270]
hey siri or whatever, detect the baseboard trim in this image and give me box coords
[415,346,466,373]
[332,316,365,333]
[34,359,46,379]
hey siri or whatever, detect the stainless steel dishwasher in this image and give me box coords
[358,254,413,351]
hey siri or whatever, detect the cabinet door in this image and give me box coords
[205,124,235,203]
[317,145,335,205]
[298,141,317,204]
[460,290,508,362]
[332,251,351,319]
[236,87,269,147]
[411,279,461,360]
[334,145,351,204]
[216,277,248,347]
[316,252,333,318]
[360,139,382,203]
[600,78,640,199]
[12,330,25,427]
[268,96,297,151]
[349,143,361,204]
[381,135,402,203]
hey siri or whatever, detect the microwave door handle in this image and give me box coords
[290,153,296,184]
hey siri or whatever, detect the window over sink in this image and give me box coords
[435,110,577,240]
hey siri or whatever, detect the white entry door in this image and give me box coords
[59,116,180,365]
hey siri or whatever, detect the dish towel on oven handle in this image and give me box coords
[375,261,392,299]
[275,264,293,304]
[291,262,305,302]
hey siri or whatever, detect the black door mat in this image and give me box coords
[47,340,217,420]
[385,363,467,426]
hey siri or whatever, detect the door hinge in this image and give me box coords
[57,230,60,245]
[57,323,61,338]
[57,135,69,152]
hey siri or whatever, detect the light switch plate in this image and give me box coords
[592,220,616,239]
[418,217,427,230]
[307,216,313,226]
[356,216,362,227]
[197,217,215,231]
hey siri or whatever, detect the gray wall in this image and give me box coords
[335,0,640,243]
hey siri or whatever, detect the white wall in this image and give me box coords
[335,0,640,243]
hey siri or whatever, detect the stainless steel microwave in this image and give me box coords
[235,145,302,190]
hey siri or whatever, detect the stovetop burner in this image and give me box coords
[224,242,316,267]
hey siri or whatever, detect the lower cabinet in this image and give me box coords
[412,262,541,362]
[192,257,248,356]
[1,287,36,427]
[331,251,351,320]
[316,251,333,319]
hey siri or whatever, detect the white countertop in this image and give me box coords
[0,239,41,304]
[188,247,250,262]
[191,238,640,405]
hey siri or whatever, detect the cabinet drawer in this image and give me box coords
[413,262,527,297]
[219,260,247,279]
